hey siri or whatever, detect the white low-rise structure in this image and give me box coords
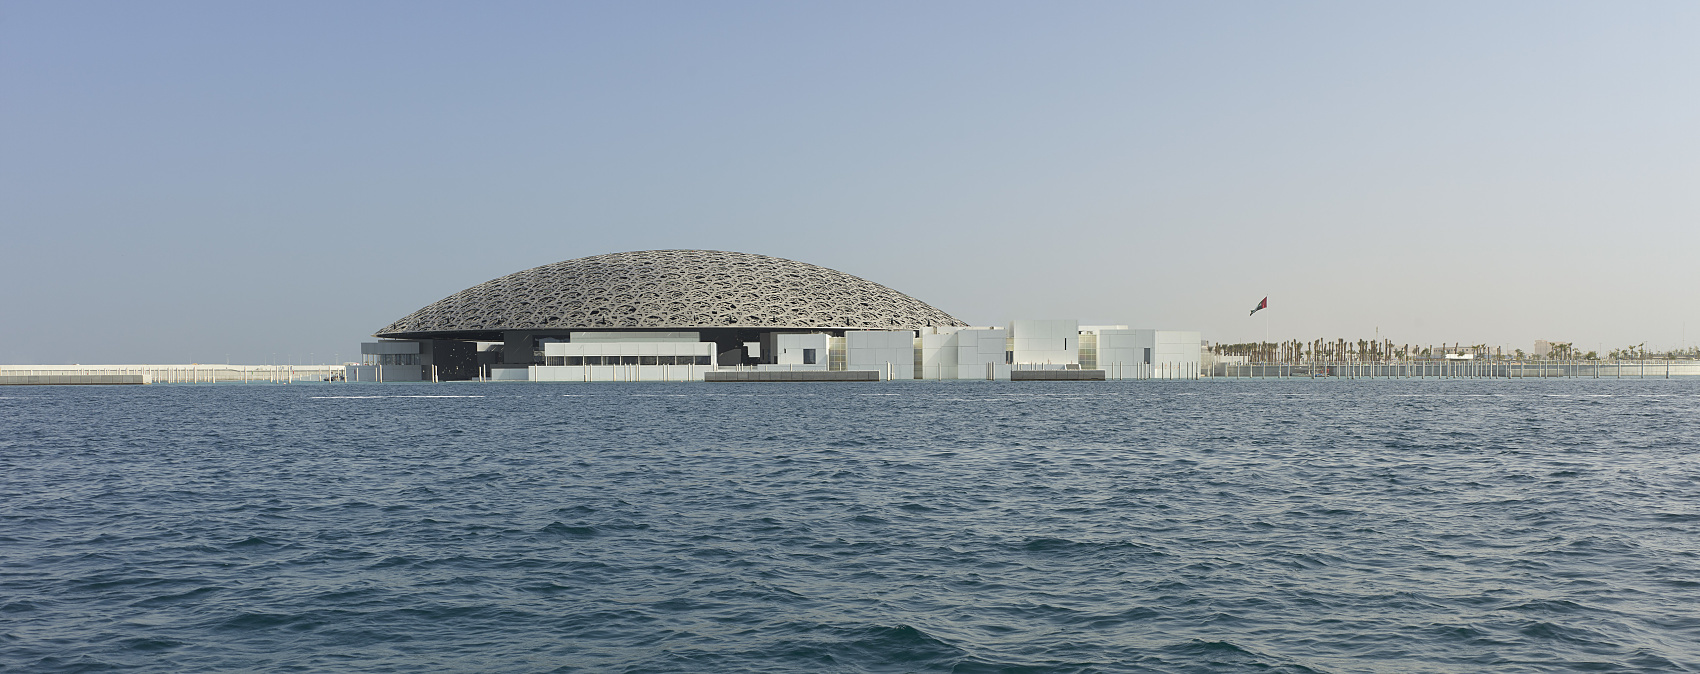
[915,326,1011,380]
[1008,319,1079,367]
[530,336,717,382]
[760,332,830,370]
[956,328,1012,380]
[1140,329,1204,379]
[1075,327,1203,379]
[364,323,1201,382]
[847,330,916,380]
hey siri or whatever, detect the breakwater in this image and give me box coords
[0,364,343,385]
[0,372,146,385]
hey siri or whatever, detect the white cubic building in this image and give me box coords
[758,332,830,371]
[1079,327,1202,379]
[1136,329,1203,379]
[917,326,962,380]
[1009,320,1079,368]
[957,328,1011,380]
[846,330,916,380]
[915,326,1011,380]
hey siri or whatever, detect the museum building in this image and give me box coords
[350,250,1200,382]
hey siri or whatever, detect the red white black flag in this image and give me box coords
[1249,297,1268,316]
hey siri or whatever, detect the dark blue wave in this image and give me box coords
[2,379,1699,672]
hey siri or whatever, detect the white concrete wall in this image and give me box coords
[1156,330,1202,379]
[489,366,530,381]
[846,330,915,380]
[917,327,961,380]
[1095,329,1143,376]
[773,333,829,365]
[955,327,1010,380]
[1008,319,1078,365]
[1128,329,1202,379]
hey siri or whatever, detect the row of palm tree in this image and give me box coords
[1209,337,1700,363]
[1207,339,1664,363]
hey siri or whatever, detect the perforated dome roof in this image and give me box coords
[375,250,966,337]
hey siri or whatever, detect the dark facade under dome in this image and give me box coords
[375,250,966,340]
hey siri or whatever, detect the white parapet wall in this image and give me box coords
[1093,329,1143,378]
[958,328,1011,380]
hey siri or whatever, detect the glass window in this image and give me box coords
[1143,348,1152,365]
[584,356,602,366]
[621,355,639,365]
[546,356,564,366]
[803,348,817,365]
[695,355,711,365]
[566,356,583,366]
[657,356,676,365]
[640,356,658,365]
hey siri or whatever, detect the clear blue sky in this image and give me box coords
[3,1,1696,364]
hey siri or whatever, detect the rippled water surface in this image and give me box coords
[3,379,1699,672]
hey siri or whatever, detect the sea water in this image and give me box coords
[2,379,1698,672]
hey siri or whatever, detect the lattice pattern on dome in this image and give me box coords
[376,250,967,336]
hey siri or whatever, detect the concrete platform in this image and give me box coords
[1,374,148,385]
[706,370,880,382]
[1010,369,1106,381]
